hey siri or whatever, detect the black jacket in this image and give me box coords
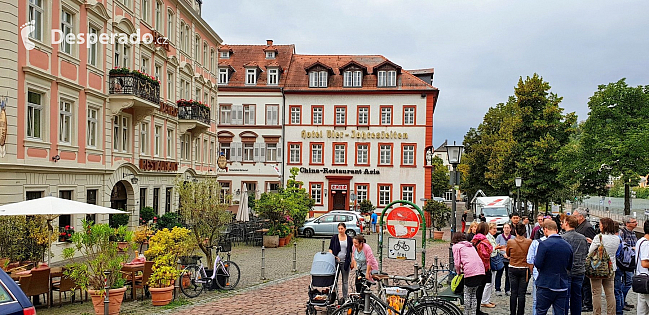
[575,220,597,239]
[329,234,353,272]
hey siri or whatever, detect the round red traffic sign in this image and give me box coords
[386,206,421,238]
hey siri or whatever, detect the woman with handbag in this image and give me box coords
[507,223,532,315]
[588,217,620,315]
[472,222,494,315]
[495,223,514,296]
[480,223,501,309]
[635,220,649,314]
[453,232,486,315]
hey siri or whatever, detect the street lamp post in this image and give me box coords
[515,177,522,216]
[425,146,435,240]
[445,142,464,275]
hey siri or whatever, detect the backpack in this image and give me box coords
[585,234,613,279]
[616,236,636,272]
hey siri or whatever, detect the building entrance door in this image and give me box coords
[110,181,128,210]
[327,179,350,211]
[332,190,346,210]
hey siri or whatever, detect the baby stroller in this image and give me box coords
[306,252,339,315]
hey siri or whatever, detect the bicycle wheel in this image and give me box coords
[331,299,388,315]
[215,260,240,290]
[409,300,461,315]
[180,265,204,298]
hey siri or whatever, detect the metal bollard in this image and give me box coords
[322,240,325,253]
[413,263,419,300]
[227,252,231,262]
[104,271,110,315]
[292,241,297,272]
[261,246,266,280]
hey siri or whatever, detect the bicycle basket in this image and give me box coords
[178,255,202,265]
[219,238,232,252]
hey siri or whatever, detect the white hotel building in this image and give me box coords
[282,55,438,214]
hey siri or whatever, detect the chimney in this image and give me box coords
[266,39,273,46]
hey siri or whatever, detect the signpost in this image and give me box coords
[378,200,427,272]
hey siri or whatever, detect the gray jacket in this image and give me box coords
[562,230,589,275]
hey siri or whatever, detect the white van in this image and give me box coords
[475,196,512,231]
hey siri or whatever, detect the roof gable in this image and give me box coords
[304,61,334,75]
[339,60,368,74]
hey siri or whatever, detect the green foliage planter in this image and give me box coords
[424,200,451,232]
[63,222,133,290]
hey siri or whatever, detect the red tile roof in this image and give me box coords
[284,55,437,91]
[218,44,296,88]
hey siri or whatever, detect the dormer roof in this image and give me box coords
[304,61,334,75]
[218,45,233,53]
[339,60,368,75]
[372,60,402,74]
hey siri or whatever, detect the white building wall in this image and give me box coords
[284,93,428,213]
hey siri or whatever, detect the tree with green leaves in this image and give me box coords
[430,156,450,198]
[579,79,649,214]
[461,74,576,216]
[175,177,231,267]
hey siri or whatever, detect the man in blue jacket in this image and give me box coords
[535,220,574,315]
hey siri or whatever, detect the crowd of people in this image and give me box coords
[453,209,649,315]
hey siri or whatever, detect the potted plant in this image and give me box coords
[63,221,133,315]
[145,227,194,306]
[114,226,130,252]
[424,199,451,240]
[59,225,74,242]
[133,225,154,253]
[264,224,280,248]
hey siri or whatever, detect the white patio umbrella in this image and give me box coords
[236,185,249,222]
[0,196,128,264]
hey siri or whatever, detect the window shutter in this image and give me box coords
[273,107,278,125]
[232,142,242,161]
[249,105,256,125]
[253,143,259,162]
[277,144,282,161]
[258,143,265,162]
[233,105,243,125]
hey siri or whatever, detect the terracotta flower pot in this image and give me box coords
[150,285,174,306]
[88,287,127,315]
[433,231,444,240]
[117,242,129,252]
[279,237,286,247]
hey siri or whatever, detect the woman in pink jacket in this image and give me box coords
[453,232,487,315]
[350,235,379,281]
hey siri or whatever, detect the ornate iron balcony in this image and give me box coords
[109,74,160,104]
[178,103,211,125]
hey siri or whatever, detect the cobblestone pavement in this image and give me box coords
[34,228,635,315]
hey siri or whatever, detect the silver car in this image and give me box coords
[299,212,361,238]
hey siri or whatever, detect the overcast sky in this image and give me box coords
[205,0,649,145]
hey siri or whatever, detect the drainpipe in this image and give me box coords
[281,87,286,186]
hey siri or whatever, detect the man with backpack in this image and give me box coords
[616,215,638,313]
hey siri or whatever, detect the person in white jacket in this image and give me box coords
[588,217,620,315]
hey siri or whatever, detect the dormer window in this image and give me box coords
[266,51,276,59]
[267,68,279,85]
[246,68,257,85]
[377,70,397,87]
[220,51,230,59]
[218,68,229,84]
[343,71,362,87]
[309,71,328,88]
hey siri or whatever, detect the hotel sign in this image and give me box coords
[300,167,381,175]
[301,130,408,140]
[139,159,178,172]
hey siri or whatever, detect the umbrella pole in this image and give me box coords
[48,219,52,266]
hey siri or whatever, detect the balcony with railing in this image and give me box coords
[177,100,211,134]
[108,69,160,119]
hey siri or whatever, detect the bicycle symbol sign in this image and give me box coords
[388,237,416,260]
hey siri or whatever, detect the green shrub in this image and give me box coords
[139,207,156,225]
[358,199,376,214]
[109,213,129,228]
[634,187,649,199]
[157,212,182,230]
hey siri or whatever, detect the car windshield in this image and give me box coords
[482,207,508,217]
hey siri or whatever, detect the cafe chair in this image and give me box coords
[19,267,50,307]
[132,261,154,300]
[51,269,86,307]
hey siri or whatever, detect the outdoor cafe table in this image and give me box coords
[121,263,144,300]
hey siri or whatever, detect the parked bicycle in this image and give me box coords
[332,271,460,315]
[179,245,240,298]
